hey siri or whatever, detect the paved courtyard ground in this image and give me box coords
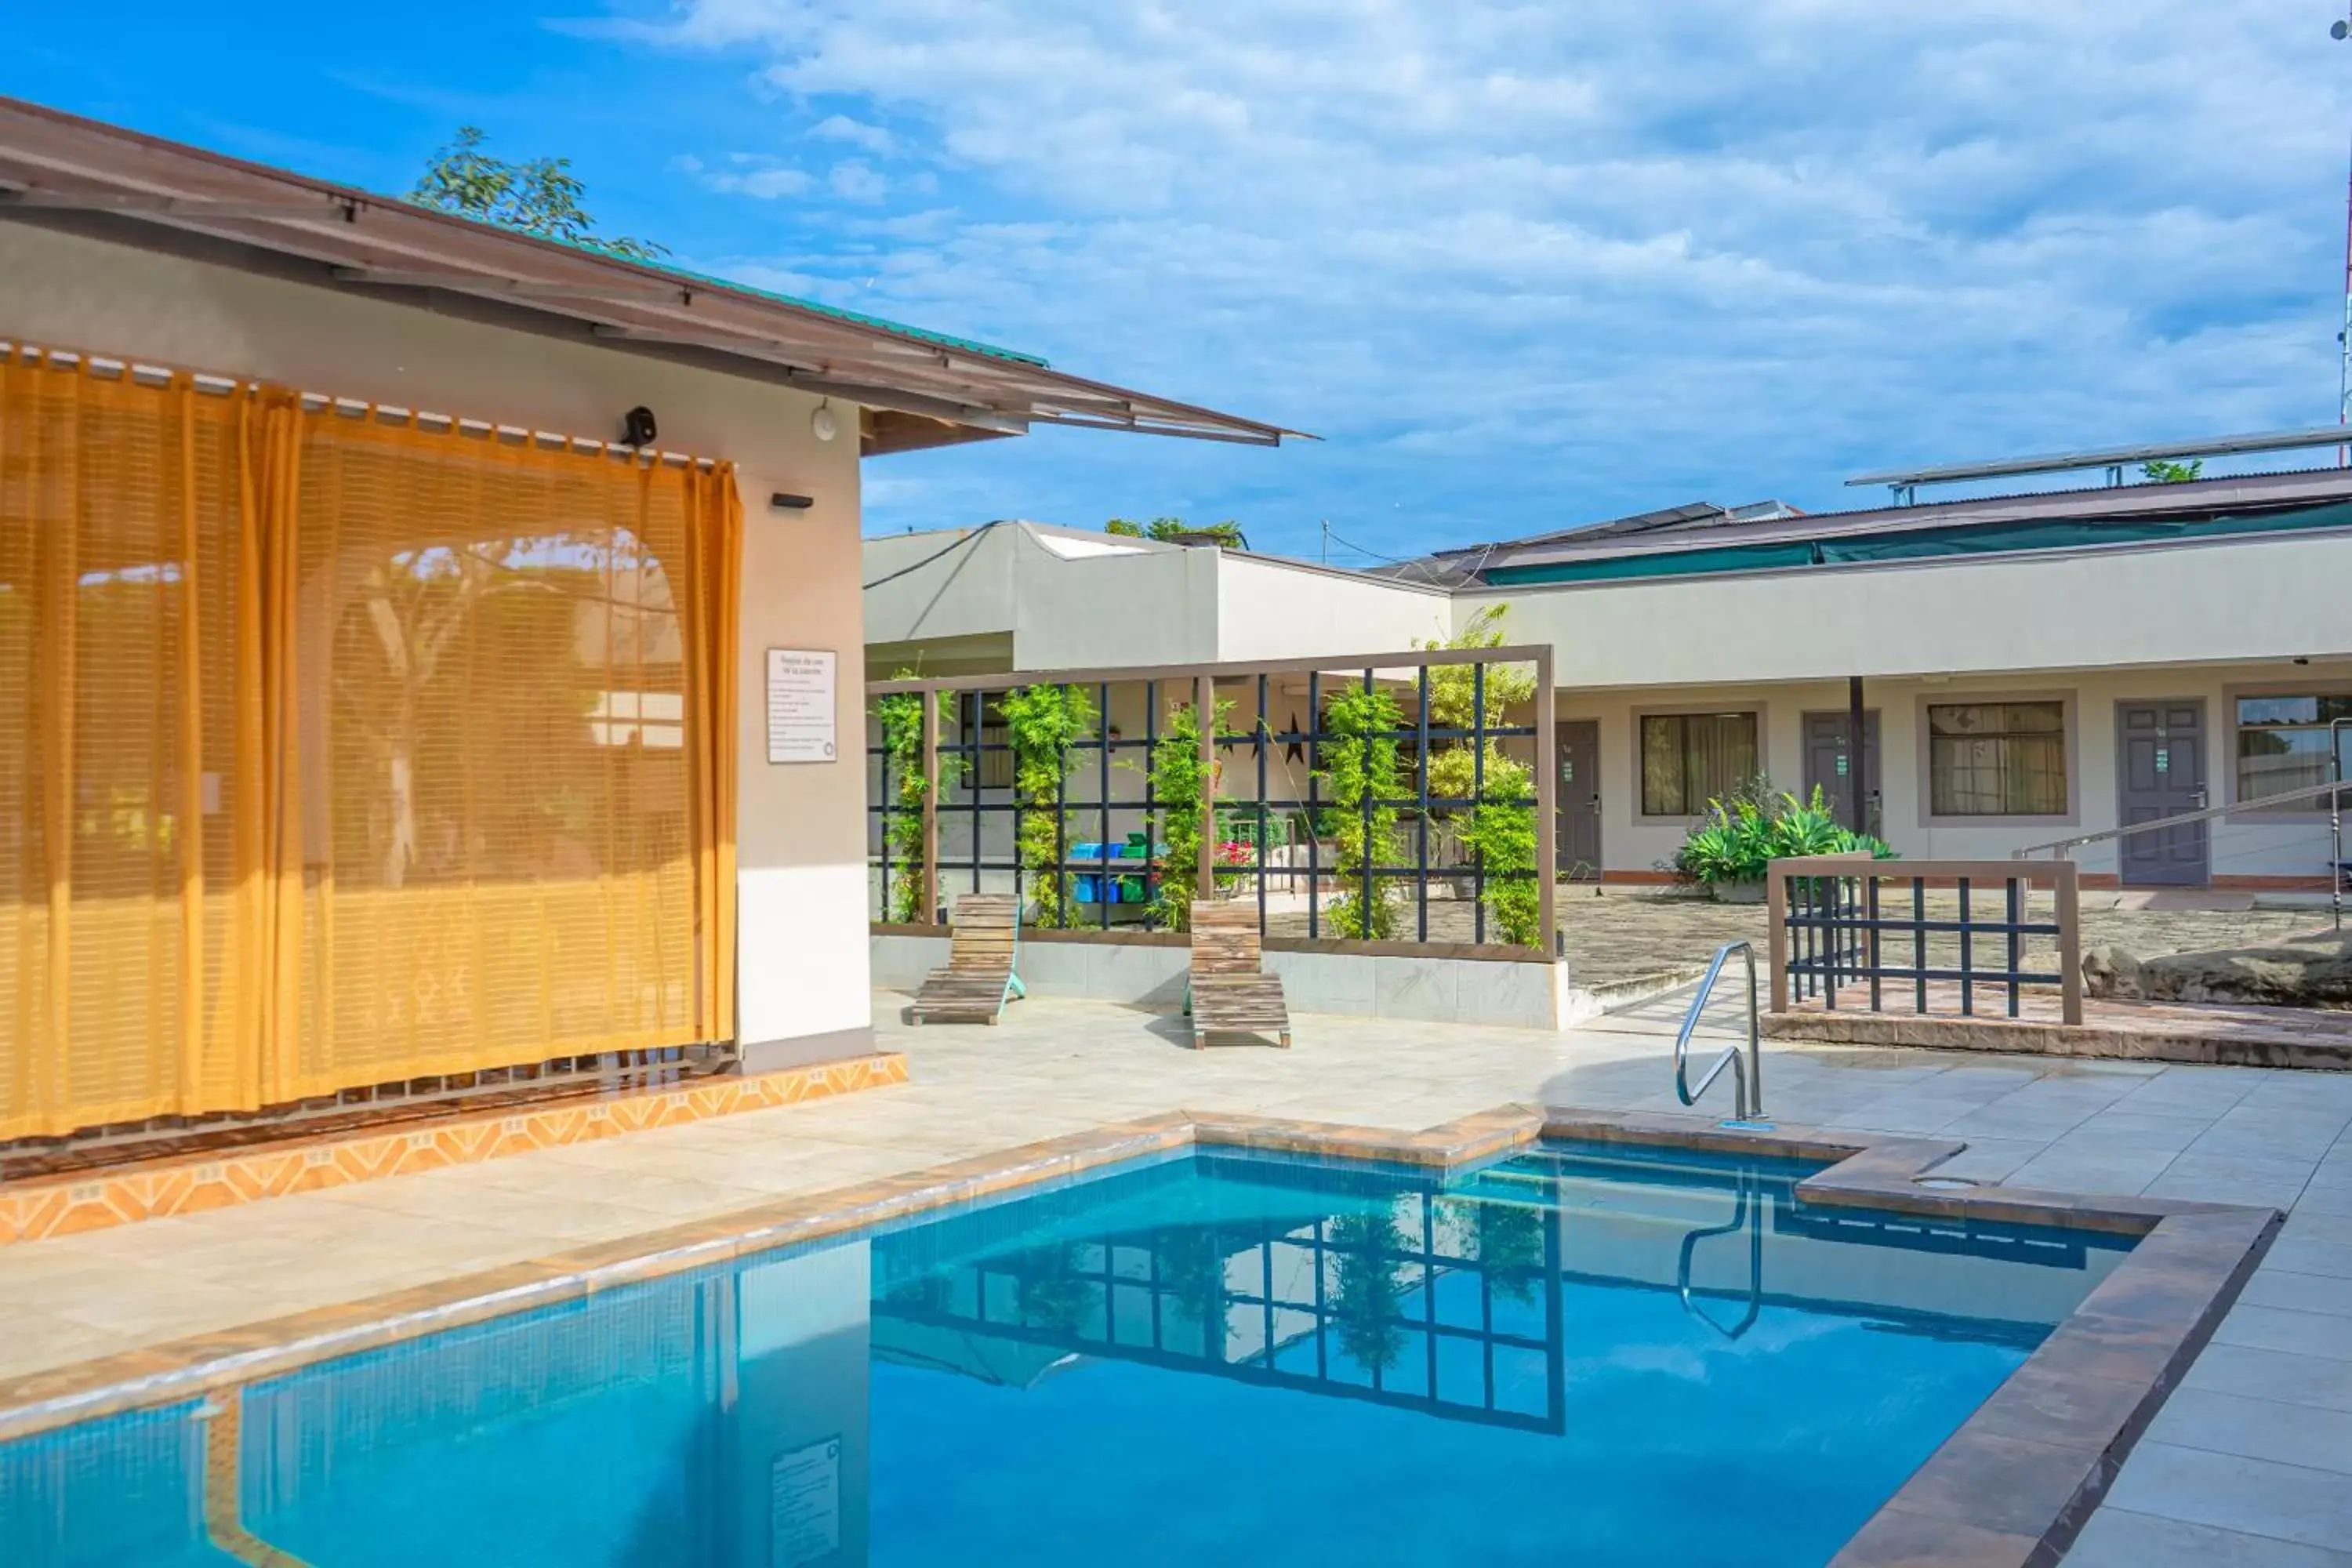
[3,989,2349,1563]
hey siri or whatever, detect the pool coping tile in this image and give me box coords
[0,1101,2281,1568]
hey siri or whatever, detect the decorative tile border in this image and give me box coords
[0,1053,909,1248]
[0,1103,2278,1568]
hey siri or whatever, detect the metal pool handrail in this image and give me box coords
[1676,1171,1764,1341]
[1675,940,1763,1123]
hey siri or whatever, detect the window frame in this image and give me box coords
[1632,703,1766,823]
[1913,690,2078,827]
[2223,683,2352,818]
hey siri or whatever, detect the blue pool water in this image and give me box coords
[2,1142,2132,1567]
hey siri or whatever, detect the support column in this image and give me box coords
[1196,673,1217,909]
[920,690,940,924]
[1847,674,1868,837]
[1535,649,1558,958]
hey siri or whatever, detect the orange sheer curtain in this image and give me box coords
[681,462,740,1046]
[0,350,741,1141]
[1,353,255,1137]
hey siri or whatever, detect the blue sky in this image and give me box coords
[10,2,2352,563]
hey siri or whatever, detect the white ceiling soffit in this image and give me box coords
[0,96,1304,448]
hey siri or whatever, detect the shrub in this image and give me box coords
[1671,784,1895,885]
[1000,683,1097,925]
[870,677,960,923]
[1143,696,1230,931]
[1318,684,1406,939]
[1419,604,1541,946]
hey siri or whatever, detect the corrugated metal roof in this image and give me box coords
[1424,466,2352,584]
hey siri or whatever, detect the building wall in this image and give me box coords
[1012,535,1219,670]
[1454,543,2352,885]
[1462,532,2352,689]
[1560,660,2352,884]
[3,219,873,1054]
[863,527,1452,678]
[865,525,1221,673]
[862,527,1023,659]
[1214,556,1450,661]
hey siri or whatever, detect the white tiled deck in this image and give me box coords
[3,987,2349,1562]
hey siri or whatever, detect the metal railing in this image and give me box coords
[2013,772,2347,932]
[1676,1171,1764,1340]
[1768,857,2083,1025]
[1674,940,1764,1123]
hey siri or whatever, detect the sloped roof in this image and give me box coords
[0,96,1302,452]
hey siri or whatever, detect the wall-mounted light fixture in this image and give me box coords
[810,399,840,443]
[770,492,815,511]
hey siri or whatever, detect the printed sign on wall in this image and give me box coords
[766,649,838,764]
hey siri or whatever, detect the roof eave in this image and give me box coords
[0,95,1302,448]
[1475,466,2352,574]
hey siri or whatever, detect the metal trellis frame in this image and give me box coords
[866,646,1559,953]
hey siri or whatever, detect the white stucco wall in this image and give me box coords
[1558,660,2352,883]
[3,219,873,1052]
[1214,556,1451,661]
[862,525,1023,652]
[863,525,1450,677]
[1463,532,2352,691]
[1013,532,1220,669]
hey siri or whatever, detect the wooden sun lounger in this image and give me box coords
[1186,900,1291,1048]
[910,893,1026,1025]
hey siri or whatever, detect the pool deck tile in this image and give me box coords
[0,989,2344,1558]
[1831,1505,2058,1568]
[2065,1507,2352,1567]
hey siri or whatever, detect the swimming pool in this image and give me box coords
[2,1139,2136,1567]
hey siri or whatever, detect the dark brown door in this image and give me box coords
[1802,711,1881,835]
[2117,701,2209,887]
[1557,720,1602,877]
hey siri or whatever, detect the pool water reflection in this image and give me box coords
[1,1142,2132,1567]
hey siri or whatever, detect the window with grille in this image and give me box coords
[1927,701,2067,816]
[2234,694,2352,807]
[1639,711,1757,816]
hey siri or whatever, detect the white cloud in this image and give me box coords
[829,158,888,202]
[656,0,2352,550]
[809,113,895,155]
[674,151,811,199]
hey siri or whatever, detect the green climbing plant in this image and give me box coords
[869,676,960,924]
[1000,683,1097,926]
[1468,1198,1545,1306]
[1421,604,1541,946]
[1328,1206,1410,1373]
[1318,684,1407,940]
[1143,696,1232,931]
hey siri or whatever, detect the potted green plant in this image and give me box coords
[1671,783,1894,901]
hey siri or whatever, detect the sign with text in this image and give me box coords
[769,1436,841,1566]
[766,649,837,764]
